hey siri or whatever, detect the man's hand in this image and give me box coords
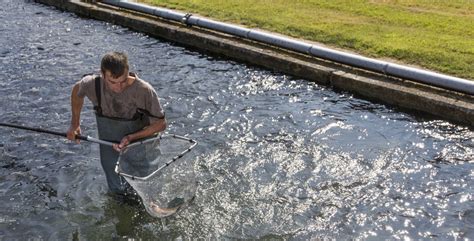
[111,119,166,152]
[113,135,131,152]
[67,125,81,144]
[68,81,84,144]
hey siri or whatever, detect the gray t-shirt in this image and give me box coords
[77,73,165,123]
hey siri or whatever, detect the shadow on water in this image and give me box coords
[0,0,473,240]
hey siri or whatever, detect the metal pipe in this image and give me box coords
[102,0,474,95]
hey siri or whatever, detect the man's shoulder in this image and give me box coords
[76,73,99,99]
[134,77,155,91]
[80,73,99,84]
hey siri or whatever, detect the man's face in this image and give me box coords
[103,70,129,93]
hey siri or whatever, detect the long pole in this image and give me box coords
[0,122,115,146]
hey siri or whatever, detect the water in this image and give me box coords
[0,1,473,240]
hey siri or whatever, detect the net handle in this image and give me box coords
[115,133,198,180]
[0,122,116,146]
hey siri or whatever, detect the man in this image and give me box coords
[67,51,166,195]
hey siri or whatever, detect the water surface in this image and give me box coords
[0,1,473,240]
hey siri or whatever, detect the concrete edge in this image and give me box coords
[34,0,474,126]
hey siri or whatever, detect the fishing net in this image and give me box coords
[115,134,197,218]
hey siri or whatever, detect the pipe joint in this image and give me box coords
[181,13,193,26]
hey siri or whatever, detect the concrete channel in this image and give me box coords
[34,0,474,126]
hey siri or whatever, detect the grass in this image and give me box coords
[139,0,474,80]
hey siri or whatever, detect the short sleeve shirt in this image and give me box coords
[76,73,165,123]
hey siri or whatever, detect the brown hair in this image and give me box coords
[100,52,129,78]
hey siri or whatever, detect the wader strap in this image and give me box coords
[136,108,165,120]
[94,76,102,115]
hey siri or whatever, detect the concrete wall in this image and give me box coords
[34,0,474,126]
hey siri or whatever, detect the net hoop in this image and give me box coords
[114,133,197,181]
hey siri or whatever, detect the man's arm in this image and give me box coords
[115,118,167,151]
[66,81,85,143]
[130,118,167,141]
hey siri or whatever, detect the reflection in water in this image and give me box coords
[0,0,473,240]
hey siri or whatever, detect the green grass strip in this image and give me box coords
[140,0,474,80]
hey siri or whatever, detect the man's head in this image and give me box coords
[101,51,129,77]
[101,52,130,93]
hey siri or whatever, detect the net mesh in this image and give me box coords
[116,134,197,218]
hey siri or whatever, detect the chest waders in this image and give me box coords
[94,76,149,194]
